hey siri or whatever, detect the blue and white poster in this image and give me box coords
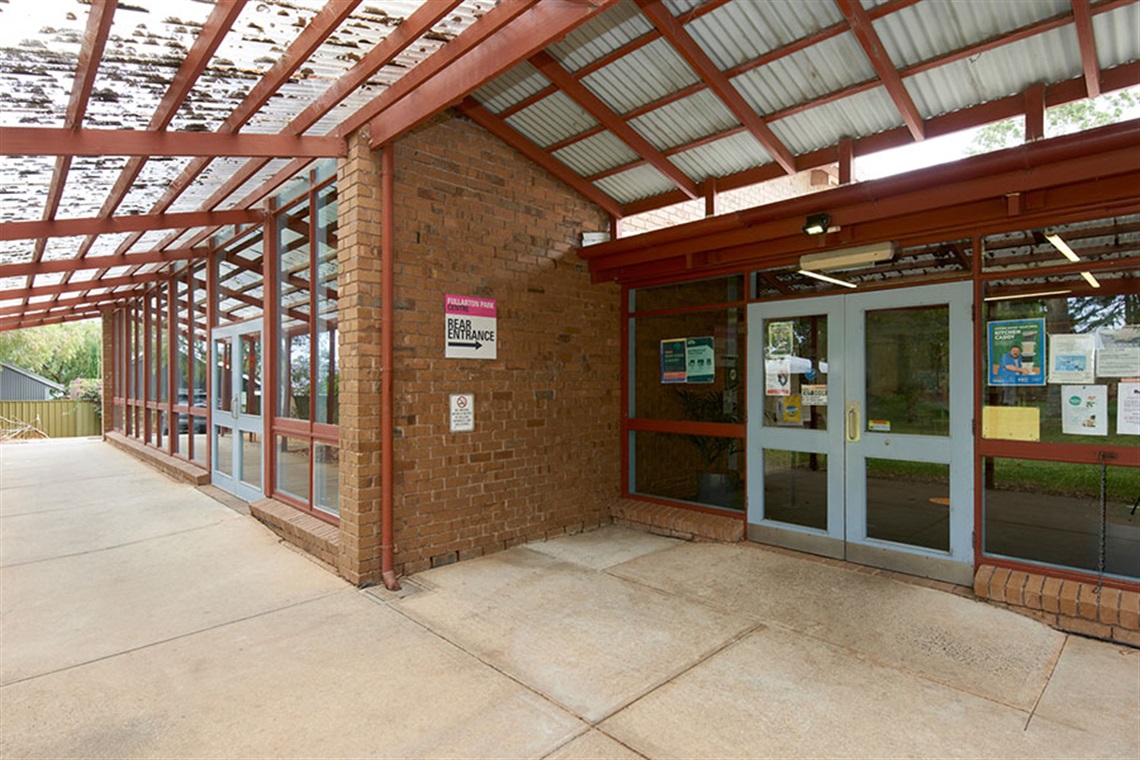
[988,318,1046,386]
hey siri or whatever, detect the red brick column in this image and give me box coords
[336,128,385,585]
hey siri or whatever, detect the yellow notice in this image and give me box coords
[982,406,1040,441]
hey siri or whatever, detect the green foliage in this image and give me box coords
[0,320,101,385]
[674,387,742,471]
[69,378,104,422]
[970,88,1139,154]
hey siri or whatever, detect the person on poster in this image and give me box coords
[996,345,1032,383]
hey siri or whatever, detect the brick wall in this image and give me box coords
[344,114,620,578]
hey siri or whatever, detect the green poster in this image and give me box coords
[686,336,715,384]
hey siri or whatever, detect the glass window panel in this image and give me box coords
[315,183,338,425]
[276,436,310,503]
[633,430,744,511]
[314,443,339,516]
[763,449,828,530]
[157,285,168,403]
[214,337,232,413]
[865,458,950,551]
[215,426,233,477]
[762,315,828,431]
[216,229,264,326]
[633,308,744,422]
[240,332,262,416]
[113,404,124,431]
[192,418,208,467]
[241,432,262,489]
[177,416,190,461]
[982,291,1140,444]
[191,263,208,407]
[865,305,950,436]
[277,199,312,421]
[984,458,1139,580]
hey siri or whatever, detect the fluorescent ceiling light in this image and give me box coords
[984,289,1072,302]
[799,242,895,271]
[1045,233,1080,262]
[799,269,857,289]
[1080,270,1101,288]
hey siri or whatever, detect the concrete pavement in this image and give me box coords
[2,438,1138,758]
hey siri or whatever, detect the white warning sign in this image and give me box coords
[445,294,497,360]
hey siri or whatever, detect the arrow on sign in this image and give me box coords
[448,341,483,349]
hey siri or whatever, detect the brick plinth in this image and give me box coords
[974,564,1140,648]
[250,498,340,570]
[612,498,744,543]
[105,431,209,485]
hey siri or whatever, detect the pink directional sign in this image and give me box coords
[445,294,497,359]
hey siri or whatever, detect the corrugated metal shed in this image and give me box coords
[0,360,65,401]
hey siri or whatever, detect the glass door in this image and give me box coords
[747,282,974,584]
[210,319,264,502]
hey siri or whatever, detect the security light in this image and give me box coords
[802,213,831,236]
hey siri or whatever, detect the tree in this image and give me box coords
[970,88,1139,153]
[0,320,101,386]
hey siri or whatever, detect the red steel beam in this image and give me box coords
[636,0,796,174]
[104,1,362,262]
[0,290,147,318]
[529,50,699,199]
[1,128,345,159]
[363,0,629,147]
[2,209,263,242]
[1071,0,1101,97]
[343,0,541,139]
[457,98,623,217]
[23,0,118,294]
[1,273,170,301]
[1,311,105,332]
[0,248,206,278]
[835,0,925,141]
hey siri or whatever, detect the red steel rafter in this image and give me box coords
[3,210,263,243]
[1,128,345,159]
[22,0,118,301]
[1071,0,1101,97]
[835,0,926,141]
[636,0,796,174]
[529,50,699,199]
[0,249,205,279]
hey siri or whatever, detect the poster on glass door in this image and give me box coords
[988,318,1045,386]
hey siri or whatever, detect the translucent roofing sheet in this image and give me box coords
[1094,4,1140,70]
[471,61,549,114]
[770,87,902,155]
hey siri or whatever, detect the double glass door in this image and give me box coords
[747,283,974,583]
[210,320,264,502]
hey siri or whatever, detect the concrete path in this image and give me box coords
[2,439,1137,758]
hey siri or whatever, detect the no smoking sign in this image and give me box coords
[450,393,475,432]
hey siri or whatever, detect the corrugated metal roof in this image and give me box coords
[686,0,845,71]
[731,32,876,116]
[770,87,902,155]
[546,0,654,73]
[627,89,740,151]
[471,62,549,114]
[873,0,1070,69]
[1094,4,1140,69]
[505,91,599,149]
[905,27,1081,119]
[553,131,641,176]
[670,131,772,182]
[593,163,677,204]
[581,37,700,114]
